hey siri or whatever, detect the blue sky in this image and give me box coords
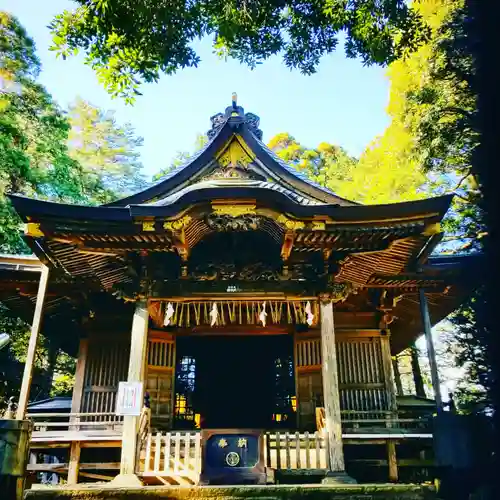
[4,0,391,179]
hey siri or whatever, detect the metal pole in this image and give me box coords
[418,288,443,409]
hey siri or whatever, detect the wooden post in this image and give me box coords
[380,332,397,413]
[70,338,88,415]
[114,299,149,486]
[387,440,398,482]
[418,289,443,409]
[16,265,50,420]
[319,298,355,484]
[67,441,81,485]
[392,358,404,397]
[410,344,426,398]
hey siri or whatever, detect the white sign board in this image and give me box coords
[116,381,143,416]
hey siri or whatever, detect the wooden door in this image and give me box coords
[146,337,175,429]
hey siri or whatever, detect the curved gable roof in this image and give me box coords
[106,100,357,208]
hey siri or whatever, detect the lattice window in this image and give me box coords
[174,355,197,428]
[295,338,322,369]
[272,354,296,428]
[147,339,175,369]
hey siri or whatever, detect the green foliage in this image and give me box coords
[0,11,86,253]
[268,132,357,198]
[0,13,144,408]
[154,134,207,181]
[375,0,485,412]
[67,97,147,202]
[49,1,430,102]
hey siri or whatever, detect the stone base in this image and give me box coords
[27,484,437,500]
[109,473,144,487]
[322,471,358,485]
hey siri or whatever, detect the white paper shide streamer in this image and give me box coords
[305,301,314,326]
[210,303,219,326]
[259,301,268,327]
[163,302,175,326]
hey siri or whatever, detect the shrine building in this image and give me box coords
[1,96,479,488]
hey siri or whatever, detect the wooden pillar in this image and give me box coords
[67,441,81,485]
[380,332,397,413]
[114,299,149,485]
[387,440,398,482]
[70,337,89,417]
[320,298,355,484]
[392,358,404,397]
[16,265,50,420]
[418,289,443,409]
[410,344,426,398]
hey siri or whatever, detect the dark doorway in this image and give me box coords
[174,335,296,429]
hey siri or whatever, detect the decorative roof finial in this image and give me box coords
[232,92,237,109]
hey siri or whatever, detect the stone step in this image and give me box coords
[27,484,436,500]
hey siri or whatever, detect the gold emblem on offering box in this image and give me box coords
[225,451,240,467]
[218,438,228,448]
[237,438,247,448]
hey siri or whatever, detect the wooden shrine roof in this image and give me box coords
[7,189,453,292]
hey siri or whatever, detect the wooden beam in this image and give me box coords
[117,299,149,482]
[387,441,398,482]
[70,338,88,416]
[419,289,442,408]
[380,332,397,412]
[16,265,50,420]
[67,441,81,485]
[281,231,295,262]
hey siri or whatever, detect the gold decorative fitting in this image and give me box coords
[423,222,441,236]
[163,215,192,231]
[277,214,305,230]
[24,223,44,237]
[311,221,326,231]
[212,204,256,217]
[142,221,155,232]
[216,136,255,168]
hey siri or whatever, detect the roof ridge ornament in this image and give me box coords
[207,94,263,140]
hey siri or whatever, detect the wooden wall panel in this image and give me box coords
[81,333,130,419]
[337,338,387,413]
[295,332,389,429]
[296,371,323,431]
